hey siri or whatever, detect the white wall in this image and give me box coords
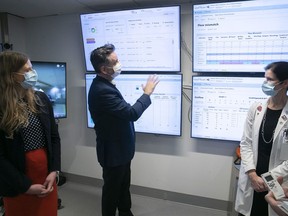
[8,14,26,52]
[7,4,239,203]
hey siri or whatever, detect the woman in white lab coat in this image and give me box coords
[235,61,288,216]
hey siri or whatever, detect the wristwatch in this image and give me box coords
[56,170,60,176]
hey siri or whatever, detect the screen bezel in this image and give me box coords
[190,74,266,142]
[192,0,288,73]
[85,73,183,136]
[31,61,68,119]
[80,5,181,73]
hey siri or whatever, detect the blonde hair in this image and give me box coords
[0,51,38,138]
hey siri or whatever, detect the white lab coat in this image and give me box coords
[235,99,288,216]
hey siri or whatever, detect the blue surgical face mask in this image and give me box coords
[261,80,282,96]
[18,69,38,89]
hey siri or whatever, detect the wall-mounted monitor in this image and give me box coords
[193,0,288,73]
[80,5,181,72]
[86,74,182,136]
[191,76,268,141]
[32,61,67,119]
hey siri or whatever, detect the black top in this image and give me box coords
[256,108,282,175]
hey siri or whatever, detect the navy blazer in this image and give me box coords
[88,75,151,167]
[0,91,61,197]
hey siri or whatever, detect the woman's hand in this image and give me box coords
[25,171,57,197]
[38,171,57,197]
[25,184,47,195]
[248,170,268,192]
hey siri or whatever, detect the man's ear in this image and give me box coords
[99,65,107,75]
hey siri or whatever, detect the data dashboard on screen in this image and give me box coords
[32,61,67,119]
[85,74,182,136]
[193,0,288,73]
[191,76,268,141]
[80,6,180,72]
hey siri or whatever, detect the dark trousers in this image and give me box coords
[102,162,133,216]
[250,191,268,216]
[238,190,268,216]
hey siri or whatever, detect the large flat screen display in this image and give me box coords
[193,0,288,73]
[32,61,67,119]
[80,6,181,72]
[86,74,182,136]
[191,76,268,141]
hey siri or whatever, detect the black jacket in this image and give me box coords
[88,76,151,167]
[0,91,61,197]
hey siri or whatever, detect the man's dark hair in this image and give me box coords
[90,44,115,74]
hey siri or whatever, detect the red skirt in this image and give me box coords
[3,148,58,216]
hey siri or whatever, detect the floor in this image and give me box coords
[57,181,229,216]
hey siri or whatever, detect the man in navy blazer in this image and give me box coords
[88,44,159,216]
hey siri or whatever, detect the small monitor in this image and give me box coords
[191,76,268,141]
[85,73,182,136]
[80,5,181,72]
[32,61,67,119]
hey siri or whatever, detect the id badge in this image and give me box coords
[280,128,288,160]
[282,129,288,143]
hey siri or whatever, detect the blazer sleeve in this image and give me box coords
[0,137,32,197]
[96,86,151,122]
[36,91,61,172]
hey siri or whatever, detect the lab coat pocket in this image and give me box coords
[238,168,248,191]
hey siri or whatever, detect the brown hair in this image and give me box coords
[0,51,38,138]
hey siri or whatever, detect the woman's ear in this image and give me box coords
[283,79,288,88]
[12,73,22,83]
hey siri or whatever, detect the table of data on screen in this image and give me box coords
[193,0,288,72]
[191,76,268,141]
